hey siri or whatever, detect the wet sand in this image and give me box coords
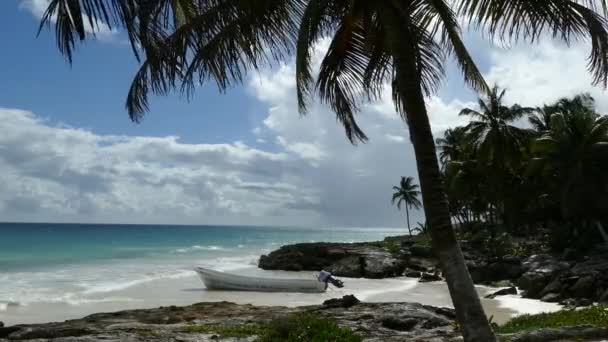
[0,270,561,326]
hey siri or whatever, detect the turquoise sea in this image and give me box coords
[0,223,402,308]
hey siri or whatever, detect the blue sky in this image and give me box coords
[1,1,267,145]
[0,0,606,226]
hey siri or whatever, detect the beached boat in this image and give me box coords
[195,267,327,293]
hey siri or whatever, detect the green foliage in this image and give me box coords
[182,314,361,341]
[497,306,608,334]
[385,240,401,256]
[182,324,268,338]
[256,313,362,342]
[440,93,608,251]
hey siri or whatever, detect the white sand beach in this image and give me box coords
[0,267,560,326]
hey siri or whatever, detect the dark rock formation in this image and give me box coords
[518,255,571,298]
[259,236,608,307]
[484,286,517,299]
[405,270,422,278]
[419,273,442,282]
[258,241,407,278]
[323,295,360,308]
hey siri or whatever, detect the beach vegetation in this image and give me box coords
[182,314,361,341]
[37,0,608,340]
[497,305,608,334]
[257,313,362,342]
[438,91,608,254]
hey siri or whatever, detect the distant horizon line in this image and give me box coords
[0,221,402,230]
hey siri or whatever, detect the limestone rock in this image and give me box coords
[322,295,360,308]
[569,275,596,299]
[518,255,571,299]
[258,242,406,279]
[409,245,434,258]
[0,301,460,342]
[485,286,517,299]
[405,270,422,278]
[540,293,562,303]
[419,273,442,282]
[381,317,418,331]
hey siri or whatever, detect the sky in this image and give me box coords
[1,0,607,227]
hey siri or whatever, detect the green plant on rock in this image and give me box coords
[256,313,362,342]
[497,306,608,334]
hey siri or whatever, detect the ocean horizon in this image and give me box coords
[0,222,403,310]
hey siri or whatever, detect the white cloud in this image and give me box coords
[485,40,608,110]
[0,108,320,225]
[20,0,118,41]
[5,27,608,227]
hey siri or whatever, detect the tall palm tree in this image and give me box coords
[392,176,423,236]
[39,1,608,340]
[459,86,535,166]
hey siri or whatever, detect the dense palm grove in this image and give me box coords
[437,88,608,252]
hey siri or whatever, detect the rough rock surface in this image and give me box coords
[485,286,517,299]
[260,237,608,306]
[258,242,408,278]
[0,301,462,342]
[518,255,572,299]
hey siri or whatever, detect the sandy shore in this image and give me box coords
[0,268,560,326]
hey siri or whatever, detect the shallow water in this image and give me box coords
[0,222,561,326]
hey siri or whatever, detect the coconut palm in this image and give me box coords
[39,1,608,340]
[531,97,608,219]
[530,94,596,133]
[436,126,470,171]
[459,86,535,166]
[530,106,557,133]
[392,176,423,236]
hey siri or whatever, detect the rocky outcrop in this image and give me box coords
[485,286,517,299]
[259,237,608,307]
[517,255,572,299]
[258,241,407,278]
[518,254,608,305]
[322,294,360,308]
[0,301,461,342]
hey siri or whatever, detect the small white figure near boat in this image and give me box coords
[195,267,344,293]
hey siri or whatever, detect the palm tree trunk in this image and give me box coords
[406,205,412,236]
[398,62,496,340]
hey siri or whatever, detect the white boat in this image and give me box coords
[195,267,327,293]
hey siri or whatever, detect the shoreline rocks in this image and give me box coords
[259,236,608,306]
[0,301,461,342]
[258,242,408,279]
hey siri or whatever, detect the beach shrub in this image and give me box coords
[256,313,362,342]
[385,240,401,256]
[497,306,608,334]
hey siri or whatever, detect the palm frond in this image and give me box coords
[315,13,369,143]
[458,0,608,86]
[295,0,333,113]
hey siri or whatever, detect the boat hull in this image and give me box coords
[195,267,327,293]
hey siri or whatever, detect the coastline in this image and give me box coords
[0,266,560,327]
